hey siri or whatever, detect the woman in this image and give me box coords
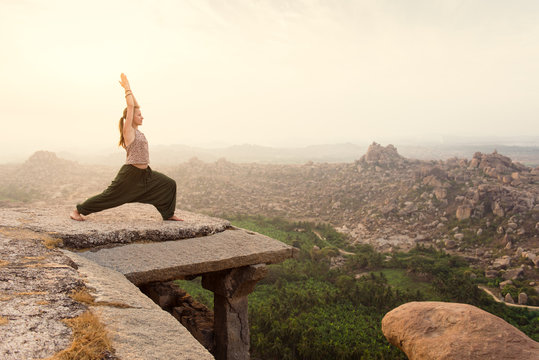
[70,73,182,221]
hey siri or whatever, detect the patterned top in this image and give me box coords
[126,129,150,165]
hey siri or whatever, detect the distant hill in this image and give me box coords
[55,142,539,167]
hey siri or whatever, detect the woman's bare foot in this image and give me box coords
[166,215,184,221]
[70,209,85,221]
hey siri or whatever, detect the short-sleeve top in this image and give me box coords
[126,129,150,165]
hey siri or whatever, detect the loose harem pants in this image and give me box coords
[76,164,177,220]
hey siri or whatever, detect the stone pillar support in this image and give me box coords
[202,264,267,360]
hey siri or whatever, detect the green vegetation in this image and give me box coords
[175,278,214,310]
[177,216,539,359]
[500,279,539,306]
[378,268,440,300]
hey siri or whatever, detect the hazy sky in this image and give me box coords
[1,0,538,159]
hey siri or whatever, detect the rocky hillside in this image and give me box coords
[171,143,539,286]
[0,151,116,205]
[1,145,538,286]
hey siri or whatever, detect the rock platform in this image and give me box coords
[80,227,297,285]
[0,204,231,248]
[0,204,298,359]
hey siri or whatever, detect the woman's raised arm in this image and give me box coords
[119,73,137,145]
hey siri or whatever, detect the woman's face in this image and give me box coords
[133,108,144,126]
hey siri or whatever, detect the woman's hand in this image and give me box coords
[119,73,131,91]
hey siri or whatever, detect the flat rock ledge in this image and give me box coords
[79,227,298,285]
[1,205,296,359]
[0,204,230,248]
[382,301,539,360]
[0,227,214,360]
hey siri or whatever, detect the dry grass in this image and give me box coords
[36,300,50,305]
[0,295,12,301]
[0,316,8,326]
[0,227,63,248]
[70,288,95,305]
[14,291,48,296]
[0,259,8,267]
[43,236,63,249]
[70,288,131,309]
[45,310,114,360]
[23,256,47,261]
[24,263,71,269]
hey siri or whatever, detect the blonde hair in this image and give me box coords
[118,107,139,148]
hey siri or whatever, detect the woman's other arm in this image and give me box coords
[119,73,136,145]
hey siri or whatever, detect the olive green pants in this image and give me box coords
[77,164,177,220]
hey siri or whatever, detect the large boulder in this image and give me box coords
[358,142,405,167]
[382,301,539,360]
[472,151,525,177]
[456,205,472,220]
[492,256,512,270]
[502,267,524,280]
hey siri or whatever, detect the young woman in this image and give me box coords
[70,73,182,221]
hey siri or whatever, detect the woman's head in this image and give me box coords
[118,106,142,148]
[133,107,144,126]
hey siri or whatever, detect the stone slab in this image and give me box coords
[77,228,298,285]
[64,252,214,360]
[0,204,230,248]
[0,232,86,360]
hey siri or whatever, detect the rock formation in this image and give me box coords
[0,204,297,360]
[382,301,539,359]
[358,142,406,168]
[1,147,538,293]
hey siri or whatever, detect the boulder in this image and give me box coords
[525,253,539,268]
[469,157,480,168]
[502,267,524,280]
[359,142,404,166]
[456,205,472,220]
[505,293,515,304]
[423,175,443,188]
[433,188,447,200]
[492,256,512,270]
[493,201,505,217]
[382,302,539,360]
[485,269,499,278]
[507,222,518,230]
[518,293,528,305]
[444,239,457,249]
[382,301,539,360]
